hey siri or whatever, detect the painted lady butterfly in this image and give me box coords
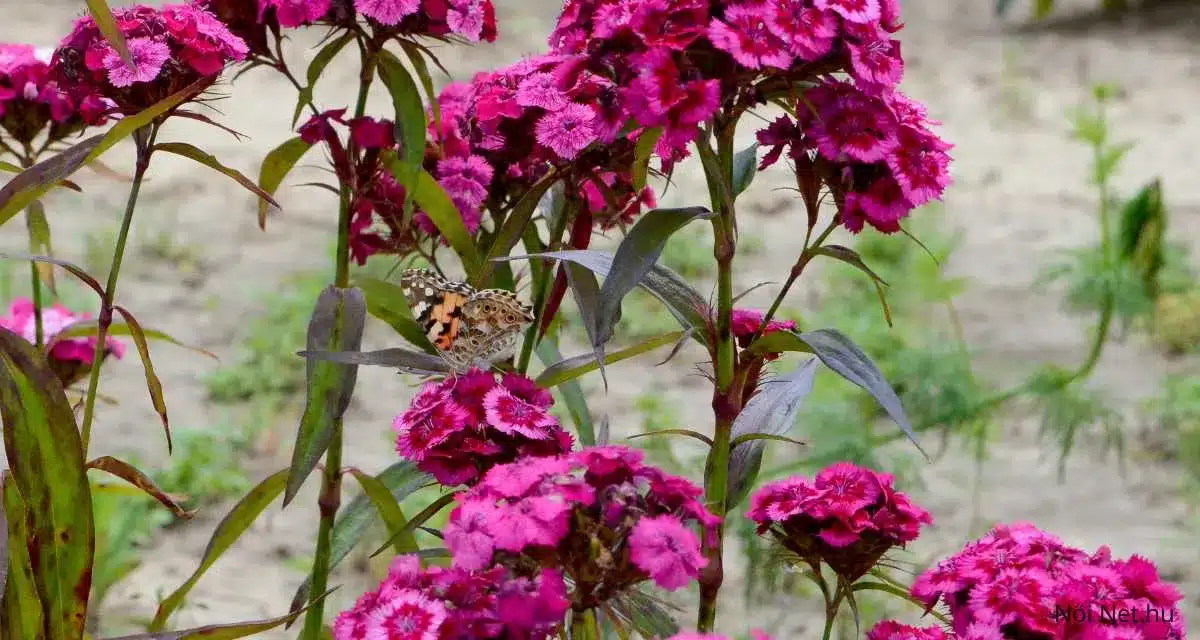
[400,268,534,372]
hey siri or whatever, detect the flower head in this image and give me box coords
[0,42,105,142]
[0,298,125,388]
[866,620,950,640]
[747,462,931,581]
[445,446,716,609]
[333,554,567,640]
[52,3,247,116]
[730,308,797,360]
[393,369,572,485]
[911,523,1185,639]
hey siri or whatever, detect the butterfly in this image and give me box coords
[400,268,535,373]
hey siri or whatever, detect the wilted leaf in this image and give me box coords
[0,253,104,300]
[256,137,312,228]
[534,330,686,388]
[109,594,332,640]
[795,329,924,456]
[0,81,205,224]
[85,0,132,67]
[150,470,290,631]
[298,347,449,376]
[284,287,367,506]
[609,587,680,638]
[732,143,759,197]
[351,277,435,353]
[0,330,93,640]
[409,169,481,273]
[1,474,42,640]
[727,358,819,510]
[288,462,428,618]
[535,340,593,446]
[155,142,280,214]
[562,261,608,388]
[112,306,172,452]
[52,320,217,359]
[292,33,354,127]
[86,457,194,519]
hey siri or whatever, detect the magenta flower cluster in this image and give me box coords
[332,554,568,640]
[51,3,249,117]
[747,461,932,580]
[253,0,497,40]
[445,446,718,606]
[392,369,574,486]
[0,298,126,387]
[0,43,110,143]
[909,523,1186,640]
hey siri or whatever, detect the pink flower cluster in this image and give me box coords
[0,43,109,141]
[0,298,125,387]
[730,307,798,361]
[393,369,573,486]
[910,523,1186,640]
[747,461,931,580]
[548,0,951,232]
[332,554,568,640]
[51,3,248,116]
[669,632,774,640]
[427,53,657,240]
[866,621,950,640]
[445,446,717,608]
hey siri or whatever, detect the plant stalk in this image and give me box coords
[300,44,377,639]
[79,124,156,454]
[570,608,599,640]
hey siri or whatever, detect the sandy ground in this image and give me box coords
[3,0,1200,637]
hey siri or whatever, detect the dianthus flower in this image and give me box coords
[392,369,573,486]
[866,620,951,640]
[730,308,797,359]
[51,3,248,117]
[332,553,568,639]
[910,523,1186,640]
[0,298,125,388]
[746,461,931,581]
[0,43,109,142]
[445,446,718,611]
[757,80,952,234]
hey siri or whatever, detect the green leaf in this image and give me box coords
[797,328,924,456]
[497,248,710,346]
[631,128,664,192]
[0,329,93,640]
[1118,178,1166,299]
[535,340,594,446]
[298,347,450,376]
[112,305,173,452]
[86,456,195,520]
[1,473,43,640]
[0,253,104,300]
[561,260,609,388]
[729,433,808,449]
[345,469,417,554]
[376,51,427,174]
[51,319,218,360]
[284,286,367,506]
[291,33,354,127]
[534,330,686,388]
[726,358,819,510]
[288,462,428,619]
[627,428,713,447]
[408,169,482,273]
[25,201,56,293]
[255,137,312,229]
[155,142,281,219]
[1033,0,1055,19]
[85,0,132,68]
[106,595,332,640]
[398,41,439,135]
[370,493,456,558]
[150,469,290,631]
[732,142,759,197]
[351,276,435,353]
[477,174,557,286]
[0,80,206,224]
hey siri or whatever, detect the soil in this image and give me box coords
[3,0,1200,637]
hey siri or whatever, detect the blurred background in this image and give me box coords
[2,0,1200,637]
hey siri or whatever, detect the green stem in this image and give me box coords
[79,124,156,454]
[29,259,43,348]
[751,219,837,345]
[570,609,599,640]
[301,44,377,640]
[517,200,571,373]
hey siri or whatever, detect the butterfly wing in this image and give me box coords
[400,269,474,350]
